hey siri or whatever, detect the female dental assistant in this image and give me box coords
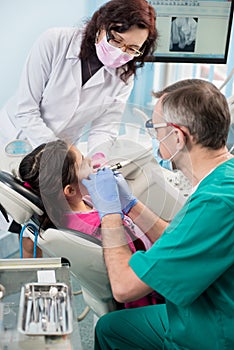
[0,0,157,155]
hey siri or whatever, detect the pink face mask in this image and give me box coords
[95,35,134,68]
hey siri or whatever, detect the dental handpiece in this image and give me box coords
[108,163,123,171]
[99,160,130,172]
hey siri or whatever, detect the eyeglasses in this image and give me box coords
[106,31,144,57]
[145,119,186,138]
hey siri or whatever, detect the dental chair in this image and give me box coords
[0,170,119,318]
[0,139,190,318]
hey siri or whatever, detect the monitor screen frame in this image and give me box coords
[145,0,234,64]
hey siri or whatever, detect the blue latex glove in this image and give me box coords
[82,168,123,220]
[114,172,138,214]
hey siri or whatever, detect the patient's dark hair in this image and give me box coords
[19,140,78,229]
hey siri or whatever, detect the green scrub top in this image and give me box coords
[130,158,234,350]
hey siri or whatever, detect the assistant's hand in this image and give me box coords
[82,168,123,220]
[114,173,138,214]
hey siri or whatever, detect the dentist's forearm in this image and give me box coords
[101,214,129,249]
[127,201,168,243]
[101,214,152,303]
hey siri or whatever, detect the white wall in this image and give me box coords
[0,0,88,107]
[1,1,233,110]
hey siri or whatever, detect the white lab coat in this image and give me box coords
[0,27,134,153]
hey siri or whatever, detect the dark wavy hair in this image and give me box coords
[18,140,78,229]
[80,0,158,82]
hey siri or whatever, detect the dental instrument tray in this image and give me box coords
[18,282,73,335]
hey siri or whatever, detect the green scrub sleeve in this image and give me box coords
[129,193,234,307]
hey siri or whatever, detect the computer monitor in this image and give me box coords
[147,0,234,63]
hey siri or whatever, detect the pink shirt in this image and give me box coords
[63,196,152,252]
[62,196,163,308]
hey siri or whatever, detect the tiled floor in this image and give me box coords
[70,275,96,350]
[0,231,19,258]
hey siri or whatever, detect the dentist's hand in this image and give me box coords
[82,168,123,220]
[114,173,138,214]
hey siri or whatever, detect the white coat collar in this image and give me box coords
[66,29,82,59]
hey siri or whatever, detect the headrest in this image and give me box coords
[0,171,43,210]
[0,171,44,223]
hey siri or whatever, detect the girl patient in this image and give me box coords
[18,139,163,308]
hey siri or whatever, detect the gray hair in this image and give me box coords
[159,79,230,150]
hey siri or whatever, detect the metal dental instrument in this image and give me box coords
[0,284,5,300]
[49,286,59,331]
[108,160,129,171]
[32,285,37,322]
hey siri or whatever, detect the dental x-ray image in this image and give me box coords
[170,17,198,52]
